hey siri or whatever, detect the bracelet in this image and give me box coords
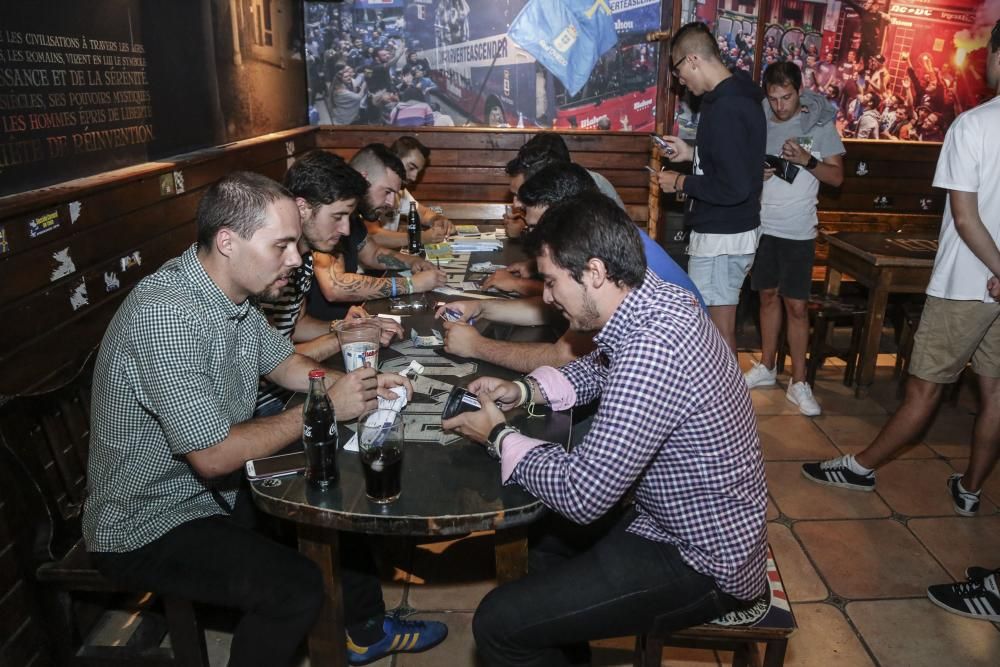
[390,277,397,298]
[329,319,341,333]
[512,379,529,408]
[673,173,682,191]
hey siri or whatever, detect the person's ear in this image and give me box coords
[215,228,235,258]
[585,257,608,289]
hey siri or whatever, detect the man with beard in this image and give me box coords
[82,172,419,665]
[309,143,447,320]
[255,151,403,416]
[441,194,767,666]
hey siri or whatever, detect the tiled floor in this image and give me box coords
[97,354,1000,666]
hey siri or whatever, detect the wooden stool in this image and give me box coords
[633,547,795,667]
[776,296,866,387]
[0,351,209,666]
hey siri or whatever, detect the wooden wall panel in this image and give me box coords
[316,127,653,222]
[0,128,317,397]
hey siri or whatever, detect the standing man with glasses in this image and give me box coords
[657,22,767,353]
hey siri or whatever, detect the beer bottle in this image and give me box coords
[407,201,422,255]
[303,369,338,488]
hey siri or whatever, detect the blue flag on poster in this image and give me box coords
[507,0,619,97]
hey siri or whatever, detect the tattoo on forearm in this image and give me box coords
[375,252,408,270]
[328,271,392,298]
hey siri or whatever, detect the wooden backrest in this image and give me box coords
[316,127,654,228]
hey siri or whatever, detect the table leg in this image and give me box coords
[494,526,529,584]
[299,524,347,667]
[855,271,893,398]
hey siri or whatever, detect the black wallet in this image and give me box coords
[764,155,800,184]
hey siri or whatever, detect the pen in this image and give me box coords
[436,256,440,269]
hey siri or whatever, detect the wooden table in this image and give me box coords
[252,240,570,667]
[822,231,938,397]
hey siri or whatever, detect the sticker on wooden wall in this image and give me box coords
[120,251,142,272]
[873,195,893,209]
[173,170,186,194]
[0,226,9,255]
[104,272,121,292]
[919,197,933,211]
[856,161,869,176]
[69,201,82,223]
[159,173,175,196]
[69,279,89,311]
[50,248,77,282]
[27,209,61,238]
[285,140,295,156]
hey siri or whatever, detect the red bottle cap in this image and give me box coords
[308,369,326,379]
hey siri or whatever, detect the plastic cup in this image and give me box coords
[335,320,381,372]
[358,409,403,503]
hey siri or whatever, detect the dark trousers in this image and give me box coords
[92,490,385,666]
[473,510,740,667]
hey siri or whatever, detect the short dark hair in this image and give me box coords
[763,61,802,91]
[526,192,646,288]
[196,172,292,249]
[349,143,406,182]
[390,135,431,161]
[283,150,368,211]
[518,163,598,209]
[671,22,722,62]
[400,86,426,103]
[504,132,572,177]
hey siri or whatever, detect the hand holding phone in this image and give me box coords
[650,134,677,156]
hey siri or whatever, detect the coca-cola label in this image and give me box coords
[303,424,313,438]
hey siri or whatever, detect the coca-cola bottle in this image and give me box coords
[407,201,423,256]
[303,369,338,488]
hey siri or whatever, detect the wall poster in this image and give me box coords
[304,0,663,131]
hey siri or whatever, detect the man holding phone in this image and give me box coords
[744,62,844,416]
[656,22,766,353]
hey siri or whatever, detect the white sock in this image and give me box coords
[845,455,873,475]
[957,477,981,497]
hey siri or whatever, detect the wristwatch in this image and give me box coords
[805,155,819,170]
[485,423,519,460]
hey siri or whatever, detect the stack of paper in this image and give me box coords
[450,233,503,252]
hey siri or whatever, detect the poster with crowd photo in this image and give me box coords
[763,0,1000,142]
[0,0,306,197]
[304,0,663,131]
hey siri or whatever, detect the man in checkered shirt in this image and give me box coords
[82,172,413,665]
[443,193,768,666]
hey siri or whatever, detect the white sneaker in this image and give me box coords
[744,362,777,389]
[786,381,821,416]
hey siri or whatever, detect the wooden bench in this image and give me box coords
[0,349,209,666]
[633,547,796,667]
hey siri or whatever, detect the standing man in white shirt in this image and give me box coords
[743,62,845,416]
[802,22,1000,518]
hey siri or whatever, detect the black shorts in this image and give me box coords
[750,234,815,301]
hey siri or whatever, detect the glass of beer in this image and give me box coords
[358,409,404,503]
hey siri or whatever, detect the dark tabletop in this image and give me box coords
[252,240,571,536]
[825,231,939,263]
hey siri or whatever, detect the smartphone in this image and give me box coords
[245,450,307,480]
[650,134,676,156]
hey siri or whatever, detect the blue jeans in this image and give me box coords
[473,510,740,666]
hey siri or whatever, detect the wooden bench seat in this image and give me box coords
[0,350,208,666]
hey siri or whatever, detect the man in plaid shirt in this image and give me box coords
[443,193,768,666]
[83,172,413,665]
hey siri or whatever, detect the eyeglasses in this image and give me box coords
[671,55,691,78]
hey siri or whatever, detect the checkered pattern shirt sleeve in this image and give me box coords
[511,272,768,600]
[83,245,295,553]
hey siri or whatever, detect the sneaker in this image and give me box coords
[744,362,777,389]
[801,455,875,491]
[965,566,999,581]
[347,613,448,665]
[947,473,980,517]
[927,572,1000,622]
[786,381,821,416]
